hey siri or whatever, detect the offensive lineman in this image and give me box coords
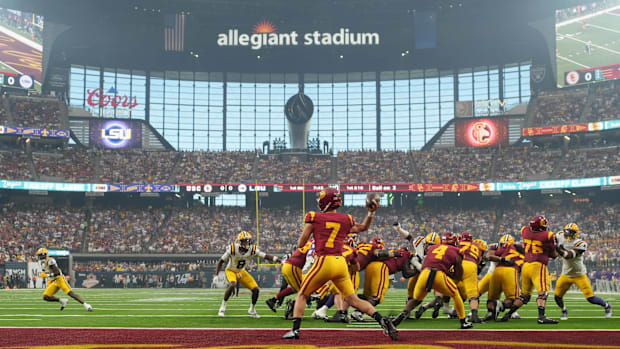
[554,223,612,319]
[501,215,559,324]
[215,231,281,318]
[37,248,92,312]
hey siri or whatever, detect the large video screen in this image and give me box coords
[89,120,142,149]
[455,118,509,148]
[0,8,43,90]
[556,1,620,87]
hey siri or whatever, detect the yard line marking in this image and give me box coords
[557,55,591,69]
[557,4,620,27]
[606,12,620,17]
[559,34,620,55]
[1,326,620,331]
[588,24,620,34]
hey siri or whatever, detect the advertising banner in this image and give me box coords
[89,120,142,149]
[0,125,70,138]
[455,117,509,147]
[522,119,620,137]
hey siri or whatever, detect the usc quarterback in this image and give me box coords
[554,223,612,319]
[282,188,398,340]
[501,215,559,324]
[37,248,92,311]
[215,231,281,318]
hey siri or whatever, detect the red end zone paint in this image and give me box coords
[1,328,620,348]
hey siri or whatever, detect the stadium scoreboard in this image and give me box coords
[0,71,34,89]
[564,63,620,86]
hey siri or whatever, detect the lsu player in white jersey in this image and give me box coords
[37,248,92,311]
[215,231,281,318]
[554,223,612,320]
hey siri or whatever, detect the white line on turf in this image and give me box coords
[560,34,620,55]
[586,23,620,34]
[557,55,591,69]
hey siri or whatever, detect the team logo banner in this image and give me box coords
[455,117,509,147]
[89,120,142,149]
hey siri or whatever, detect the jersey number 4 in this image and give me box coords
[432,245,449,260]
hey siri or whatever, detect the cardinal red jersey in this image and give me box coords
[458,241,483,264]
[285,240,313,269]
[342,244,358,265]
[382,250,412,275]
[422,244,462,275]
[520,226,556,265]
[356,242,383,270]
[305,211,355,256]
[494,243,525,271]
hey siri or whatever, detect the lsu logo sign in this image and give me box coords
[90,120,142,149]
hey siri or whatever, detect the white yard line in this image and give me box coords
[557,55,591,69]
[559,34,620,55]
[586,23,620,35]
[0,326,619,331]
[556,4,620,27]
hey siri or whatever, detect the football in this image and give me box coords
[366,192,381,210]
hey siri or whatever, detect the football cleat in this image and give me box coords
[282,329,300,340]
[415,306,427,319]
[248,307,260,318]
[326,310,349,323]
[311,310,328,320]
[266,297,278,313]
[511,311,521,320]
[482,312,494,322]
[605,304,612,319]
[83,303,93,312]
[448,309,459,319]
[392,311,409,327]
[59,298,68,311]
[471,312,482,323]
[460,321,474,329]
[379,316,399,341]
[218,305,226,317]
[500,313,511,322]
[537,316,559,324]
[350,310,365,322]
[561,308,568,320]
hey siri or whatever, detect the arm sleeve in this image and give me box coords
[255,247,267,259]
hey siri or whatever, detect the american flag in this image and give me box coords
[164,13,185,52]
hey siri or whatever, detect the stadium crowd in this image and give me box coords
[531,89,588,126]
[9,97,64,130]
[589,81,620,122]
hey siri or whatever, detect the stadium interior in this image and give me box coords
[0,0,618,347]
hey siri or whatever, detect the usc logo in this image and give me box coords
[471,121,492,145]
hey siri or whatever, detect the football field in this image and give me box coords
[556,6,620,86]
[0,288,618,348]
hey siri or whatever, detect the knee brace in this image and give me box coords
[518,294,531,304]
[537,292,548,301]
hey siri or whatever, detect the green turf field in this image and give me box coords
[556,8,620,87]
[0,288,617,330]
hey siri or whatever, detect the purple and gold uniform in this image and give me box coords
[521,226,556,295]
[298,211,356,298]
[489,244,524,300]
[413,244,467,319]
[282,241,312,291]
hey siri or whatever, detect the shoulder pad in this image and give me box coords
[230,243,236,256]
[413,236,425,247]
[305,211,316,223]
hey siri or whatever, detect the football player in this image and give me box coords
[282,188,398,340]
[265,240,313,313]
[215,231,281,318]
[483,235,524,321]
[392,232,473,329]
[37,248,92,312]
[501,215,559,324]
[456,232,483,323]
[392,224,444,319]
[554,223,612,319]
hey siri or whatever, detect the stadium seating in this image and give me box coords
[32,147,94,182]
[9,97,65,130]
[531,88,588,126]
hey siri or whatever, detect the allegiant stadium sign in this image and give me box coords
[217,21,380,50]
